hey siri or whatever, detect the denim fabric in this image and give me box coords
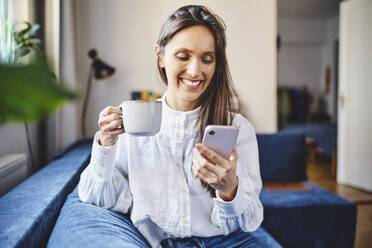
[250,227,282,248]
[49,186,280,248]
[48,187,150,248]
[160,230,262,248]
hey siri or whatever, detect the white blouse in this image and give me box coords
[78,96,263,248]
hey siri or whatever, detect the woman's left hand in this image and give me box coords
[192,143,239,201]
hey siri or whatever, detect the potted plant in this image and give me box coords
[0,21,79,172]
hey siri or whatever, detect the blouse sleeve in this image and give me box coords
[211,114,263,234]
[78,131,132,214]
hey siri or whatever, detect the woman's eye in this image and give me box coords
[177,56,189,61]
[202,59,213,64]
[202,57,214,64]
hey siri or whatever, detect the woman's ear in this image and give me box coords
[155,45,165,68]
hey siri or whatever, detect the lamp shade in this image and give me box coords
[88,49,115,79]
[82,49,116,136]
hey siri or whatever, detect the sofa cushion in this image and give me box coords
[0,141,92,248]
[259,182,357,248]
[257,131,307,182]
[47,187,151,248]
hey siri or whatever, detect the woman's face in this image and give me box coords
[157,25,216,111]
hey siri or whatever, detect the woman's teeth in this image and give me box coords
[181,79,202,87]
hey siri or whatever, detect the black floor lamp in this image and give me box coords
[81,49,115,137]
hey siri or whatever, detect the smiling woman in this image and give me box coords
[78,5,263,248]
[155,5,238,148]
[156,25,216,111]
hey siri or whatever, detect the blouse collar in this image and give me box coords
[161,93,200,122]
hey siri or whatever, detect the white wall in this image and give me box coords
[1,0,277,166]
[279,18,325,43]
[278,17,338,116]
[73,0,277,135]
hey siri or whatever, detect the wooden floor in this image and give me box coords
[307,155,372,248]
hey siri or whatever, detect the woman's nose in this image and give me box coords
[187,58,201,78]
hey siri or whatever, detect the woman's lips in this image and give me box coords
[180,78,204,89]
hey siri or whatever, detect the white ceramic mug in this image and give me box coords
[121,100,162,136]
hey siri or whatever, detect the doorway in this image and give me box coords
[277,1,372,247]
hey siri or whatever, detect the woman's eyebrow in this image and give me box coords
[202,51,215,56]
[174,48,215,55]
[174,48,191,53]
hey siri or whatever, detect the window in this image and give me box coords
[0,0,15,63]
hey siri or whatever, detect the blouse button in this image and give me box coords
[175,133,180,139]
[176,163,181,167]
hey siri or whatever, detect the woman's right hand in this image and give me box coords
[97,106,124,146]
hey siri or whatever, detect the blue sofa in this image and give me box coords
[257,132,356,248]
[0,131,356,247]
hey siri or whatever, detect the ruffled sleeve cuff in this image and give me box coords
[90,131,119,179]
[213,178,247,217]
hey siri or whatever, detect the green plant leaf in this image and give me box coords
[14,47,31,60]
[12,21,42,63]
[26,22,40,35]
[0,60,79,124]
[14,22,40,42]
[28,38,41,45]
[15,22,32,40]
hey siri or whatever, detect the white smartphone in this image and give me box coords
[202,125,239,160]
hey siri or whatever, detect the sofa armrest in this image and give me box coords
[0,141,92,247]
[53,137,93,159]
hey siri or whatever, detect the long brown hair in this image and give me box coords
[156,5,239,197]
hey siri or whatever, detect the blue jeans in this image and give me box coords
[160,230,262,248]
